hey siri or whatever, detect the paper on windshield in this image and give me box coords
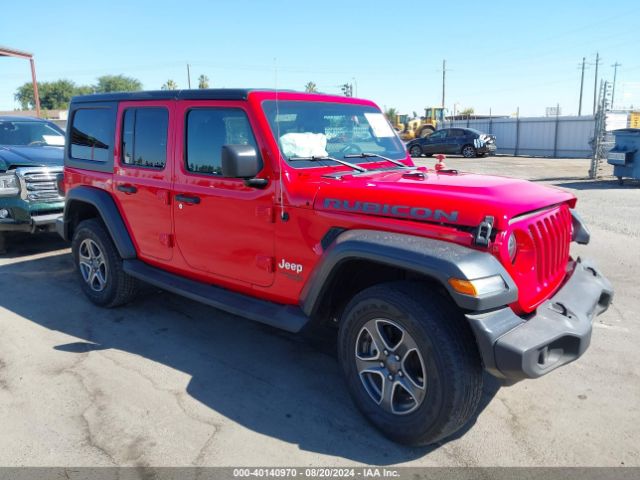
[280,132,328,158]
[43,135,65,146]
[364,113,395,138]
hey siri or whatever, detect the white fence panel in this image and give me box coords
[443,115,595,158]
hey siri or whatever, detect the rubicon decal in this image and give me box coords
[278,259,303,275]
[323,198,459,222]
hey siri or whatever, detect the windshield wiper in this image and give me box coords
[344,152,409,168]
[289,155,366,173]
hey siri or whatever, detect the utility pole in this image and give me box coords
[611,62,621,109]
[592,52,601,115]
[441,59,446,108]
[578,57,586,116]
[187,63,191,89]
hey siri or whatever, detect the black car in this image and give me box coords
[407,128,497,158]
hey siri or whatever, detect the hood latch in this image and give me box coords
[474,215,494,247]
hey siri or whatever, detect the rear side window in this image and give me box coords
[186,108,259,175]
[122,108,169,169]
[70,109,112,162]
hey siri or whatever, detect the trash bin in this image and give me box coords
[608,128,640,185]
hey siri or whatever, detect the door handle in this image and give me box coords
[175,194,201,205]
[117,184,138,194]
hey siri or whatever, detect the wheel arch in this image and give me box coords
[300,229,517,324]
[61,186,136,259]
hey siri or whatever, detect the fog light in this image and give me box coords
[0,208,9,219]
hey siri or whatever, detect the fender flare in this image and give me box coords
[60,186,136,259]
[299,229,517,316]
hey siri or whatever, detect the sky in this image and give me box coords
[1,0,639,117]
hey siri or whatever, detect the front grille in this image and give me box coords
[527,206,572,286]
[16,167,64,203]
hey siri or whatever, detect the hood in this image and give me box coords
[0,145,64,171]
[313,169,575,230]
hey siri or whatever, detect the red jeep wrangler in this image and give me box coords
[57,89,613,446]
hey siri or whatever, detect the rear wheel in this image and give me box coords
[409,145,422,157]
[338,282,483,446]
[71,219,138,307]
[462,144,477,158]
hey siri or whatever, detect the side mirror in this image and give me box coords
[221,144,262,178]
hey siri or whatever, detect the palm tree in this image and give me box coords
[161,80,178,90]
[384,107,398,123]
[304,81,318,93]
[198,75,210,89]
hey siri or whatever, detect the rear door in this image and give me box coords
[447,129,466,153]
[113,101,174,261]
[172,101,275,287]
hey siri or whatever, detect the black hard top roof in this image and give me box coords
[70,88,295,104]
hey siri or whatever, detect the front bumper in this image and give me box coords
[0,212,63,233]
[466,258,613,381]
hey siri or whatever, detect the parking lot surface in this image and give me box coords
[0,156,638,467]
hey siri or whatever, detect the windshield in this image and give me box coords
[0,120,65,147]
[262,101,406,167]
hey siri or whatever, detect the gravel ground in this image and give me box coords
[0,155,638,467]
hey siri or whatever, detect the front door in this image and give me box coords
[172,101,275,287]
[113,101,174,261]
[422,129,447,154]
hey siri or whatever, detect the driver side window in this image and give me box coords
[185,108,260,176]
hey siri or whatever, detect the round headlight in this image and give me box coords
[507,233,517,263]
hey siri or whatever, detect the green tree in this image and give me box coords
[198,75,210,89]
[94,75,142,93]
[384,107,398,123]
[304,81,317,93]
[162,80,178,90]
[460,107,475,116]
[14,79,81,110]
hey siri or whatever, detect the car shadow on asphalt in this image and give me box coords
[0,232,69,259]
[0,252,501,464]
[552,179,640,190]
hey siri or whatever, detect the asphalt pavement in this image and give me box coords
[0,155,638,467]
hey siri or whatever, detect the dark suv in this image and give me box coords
[0,116,65,253]
[407,127,497,158]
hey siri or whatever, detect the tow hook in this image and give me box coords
[475,216,494,246]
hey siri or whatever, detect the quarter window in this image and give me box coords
[70,109,113,162]
[186,108,259,175]
[122,108,168,168]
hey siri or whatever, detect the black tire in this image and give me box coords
[71,218,138,308]
[461,144,477,158]
[409,145,422,157]
[618,176,624,186]
[338,282,483,446]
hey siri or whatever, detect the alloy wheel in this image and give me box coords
[78,239,108,292]
[354,318,427,415]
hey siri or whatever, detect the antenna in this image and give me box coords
[274,57,287,221]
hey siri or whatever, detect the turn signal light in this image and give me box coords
[448,275,507,297]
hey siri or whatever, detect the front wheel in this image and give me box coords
[338,282,483,446]
[71,218,139,307]
[409,145,422,157]
[462,144,477,158]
